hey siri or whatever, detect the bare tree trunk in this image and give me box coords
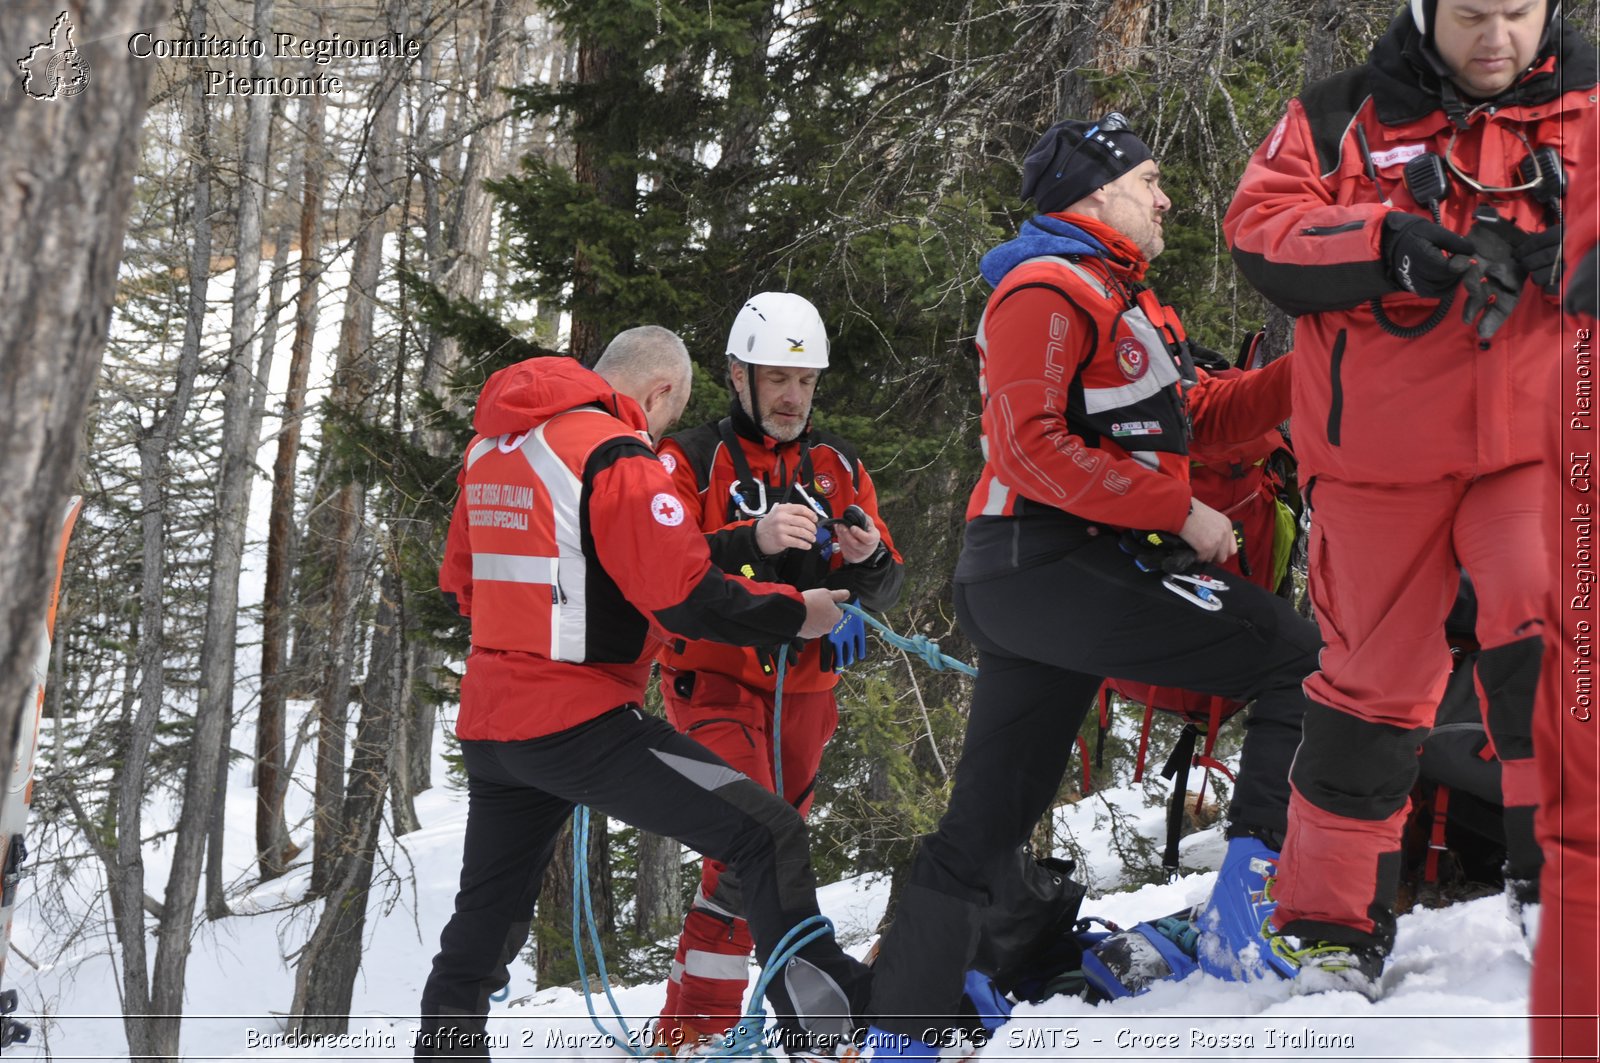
[394,0,531,828]
[289,552,403,1033]
[259,88,327,882]
[310,2,408,898]
[634,832,682,940]
[250,96,311,881]
[536,815,612,985]
[201,0,280,921]
[0,4,208,1057]
[1304,0,1347,85]
[0,0,162,800]
[568,35,635,365]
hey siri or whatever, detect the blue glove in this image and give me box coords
[823,604,868,672]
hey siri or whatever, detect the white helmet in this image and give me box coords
[725,291,829,369]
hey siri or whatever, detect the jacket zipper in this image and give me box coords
[1327,329,1347,447]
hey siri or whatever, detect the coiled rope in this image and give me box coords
[560,605,972,1055]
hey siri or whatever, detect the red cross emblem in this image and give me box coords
[651,492,685,526]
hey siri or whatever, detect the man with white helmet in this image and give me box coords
[654,292,904,1044]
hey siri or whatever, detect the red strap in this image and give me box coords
[1134,702,1156,782]
[1192,753,1236,783]
[1424,786,1453,883]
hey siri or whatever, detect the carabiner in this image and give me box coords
[1161,572,1227,611]
[791,481,829,520]
[730,479,768,518]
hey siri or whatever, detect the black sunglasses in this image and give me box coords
[1046,112,1134,182]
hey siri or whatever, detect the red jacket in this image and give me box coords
[1225,13,1597,482]
[654,405,904,692]
[962,214,1294,558]
[440,357,806,739]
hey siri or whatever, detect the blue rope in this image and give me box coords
[571,802,836,1060]
[839,602,977,677]
[773,643,788,800]
[574,806,639,1052]
[561,606,969,1054]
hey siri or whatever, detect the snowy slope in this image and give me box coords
[3,252,1537,1061]
[8,756,1536,1061]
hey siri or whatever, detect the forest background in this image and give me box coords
[3,0,1576,1058]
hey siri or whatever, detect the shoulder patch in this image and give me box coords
[651,493,686,526]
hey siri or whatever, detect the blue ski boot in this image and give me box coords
[1194,835,1296,981]
[962,968,1013,1038]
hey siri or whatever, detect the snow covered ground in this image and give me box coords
[2,253,1539,1061]
[7,755,1536,1061]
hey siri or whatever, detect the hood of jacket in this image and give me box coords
[472,356,646,437]
[1367,10,1597,126]
[979,212,1150,288]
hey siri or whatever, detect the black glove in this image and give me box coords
[1516,223,1564,294]
[1382,212,1476,299]
[1568,245,1599,319]
[1460,212,1528,341]
[1119,528,1200,575]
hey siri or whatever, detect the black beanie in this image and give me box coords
[1021,116,1154,215]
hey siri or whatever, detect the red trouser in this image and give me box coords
[1273,467,1550,945]
[1531,459,1600,1062]
[658,667,838,1036]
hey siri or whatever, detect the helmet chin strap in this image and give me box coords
[746,361,763,435]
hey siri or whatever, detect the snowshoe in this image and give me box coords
[1271,936,1388,1001]
[1079,915,1199,1000]
[1194,835,1296,981]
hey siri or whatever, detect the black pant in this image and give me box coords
[869,534,1320,1036]
[418,705,868,1058]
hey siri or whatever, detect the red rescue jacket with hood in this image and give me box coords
[1225,12,1598,483]
[439,357,807,740]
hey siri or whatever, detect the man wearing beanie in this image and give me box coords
[861,116,1321,1060]
[1226,0,1597,1034]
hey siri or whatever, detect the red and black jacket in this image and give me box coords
[440,357,806,739]
[957,214,1294,581]
[655,400,904,692]
[1225,13,1597,482]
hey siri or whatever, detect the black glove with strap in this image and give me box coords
[1460,211,1529,341]
[1382,213,1476,299]
[1515,223,1563,294]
